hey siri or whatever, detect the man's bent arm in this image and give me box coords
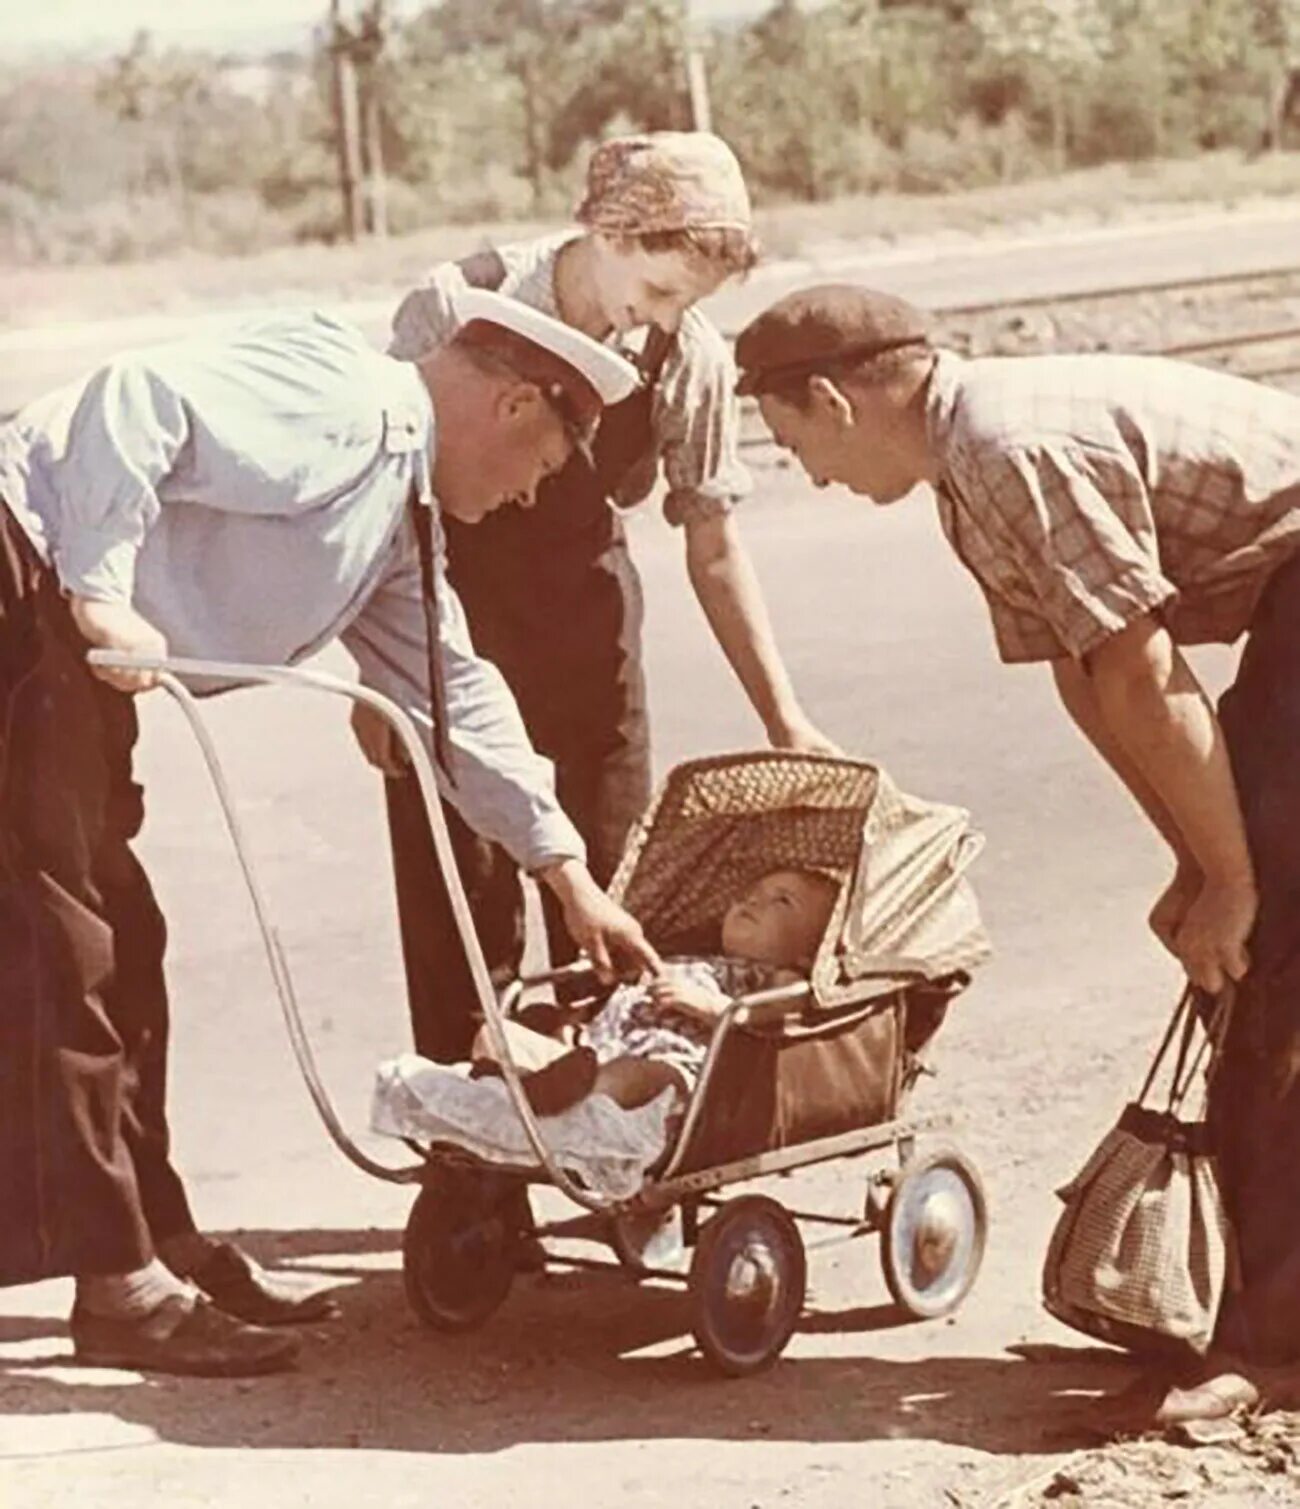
[346,525,662,978]
[1052,652,1191,863]
[47,359,192,603]
[342,526,585,873]
[1075,615,1253,891]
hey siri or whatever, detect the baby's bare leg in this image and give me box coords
[471,1018,570,1073]
[592,1056,685,1110]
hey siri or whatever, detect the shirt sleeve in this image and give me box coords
[650,310,752,528]
[388,261,470,361]
[50,358,192,603]
[957,438,1177,662]
[340,512,586,872]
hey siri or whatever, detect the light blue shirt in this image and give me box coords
[0,309,583,871]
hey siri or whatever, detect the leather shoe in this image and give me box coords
[71,1296,299,1377]
[184,1241,340,1327]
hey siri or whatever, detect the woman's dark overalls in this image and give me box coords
[385,252,672,1062]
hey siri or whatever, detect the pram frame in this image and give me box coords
[90,650,987,1371]
[89,650,937,1209]
[87,650,629,1209]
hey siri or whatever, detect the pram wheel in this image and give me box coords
[402,1165,517,1332]
[880,1147,986,1321]
[688,1195,806,1377]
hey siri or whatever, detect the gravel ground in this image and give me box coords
[946,269,1300,384]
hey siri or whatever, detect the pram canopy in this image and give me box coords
[610,752,991,1008]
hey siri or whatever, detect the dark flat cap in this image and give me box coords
[734,284,932,397]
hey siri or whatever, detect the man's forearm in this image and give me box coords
[684,514,806,738]
[1081,621,1253,887]
[1052,655,1191,861]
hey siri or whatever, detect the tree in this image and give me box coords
[970,0,1108,166]
[545,1,693,166]
[1253,0,1300,148]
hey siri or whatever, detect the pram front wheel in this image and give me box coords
[880,1147,986,1321]
[402,1165,517,1332]
[688,1195,806,1377]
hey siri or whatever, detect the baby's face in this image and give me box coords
[720,870,836,969]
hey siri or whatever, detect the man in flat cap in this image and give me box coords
[736,282,1300,1414]
[0,290,657,1377]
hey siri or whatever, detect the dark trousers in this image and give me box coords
[385,672,651,1064]
[0,509,194,1286]
[1210,549,1300,1363]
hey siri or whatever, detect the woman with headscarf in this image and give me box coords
[355,131,835,1061]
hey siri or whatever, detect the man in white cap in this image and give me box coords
[0,291,656,1377]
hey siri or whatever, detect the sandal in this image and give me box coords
[1155,1371,1260,1426]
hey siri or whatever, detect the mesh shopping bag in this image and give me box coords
[1041,988,1234,1358]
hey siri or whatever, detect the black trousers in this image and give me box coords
[1209,549,1300,1363]
[385,654,652,1065]
[0,509,194,1286]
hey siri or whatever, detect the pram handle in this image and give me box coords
[85,651,619,1210]
[730,981,813,1028]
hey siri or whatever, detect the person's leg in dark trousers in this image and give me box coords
[385,773,526,1061]
[94,744,198,1252]
[86,683,337,1326]
[0,512,327,1355]
[0,519,157,1286]
[1211,550,1300,1365]
[383,651,652,1054]
[536,667,653,966]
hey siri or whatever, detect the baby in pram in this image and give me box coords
[472,867,839,1115]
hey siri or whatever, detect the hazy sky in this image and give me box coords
[5,0,767,56]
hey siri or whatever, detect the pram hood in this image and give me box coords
[609,752,991,1008]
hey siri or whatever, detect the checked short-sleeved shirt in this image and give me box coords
[925,350,1300,663]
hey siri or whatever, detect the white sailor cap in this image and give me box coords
[451,287,640,449]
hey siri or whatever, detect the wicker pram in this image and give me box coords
[97,643,992,1377]
[404,750,993,1374]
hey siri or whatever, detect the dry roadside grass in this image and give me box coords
[4,150,1300,331]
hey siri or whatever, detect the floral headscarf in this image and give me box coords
[575,131,752,236]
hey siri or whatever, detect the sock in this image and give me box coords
[76,1258,197,1321]
[156,1230,223,1278]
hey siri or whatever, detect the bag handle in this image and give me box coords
[1173,985,1235,1111]
[1137,984,1235,1114]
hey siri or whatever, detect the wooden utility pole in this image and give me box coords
[329,0,365,240]
[519,49,545,215]
[682,0,712,132]
[357,1,389,239]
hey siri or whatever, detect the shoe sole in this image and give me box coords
[72,1344,298,1378]
[206,1295,341,1328]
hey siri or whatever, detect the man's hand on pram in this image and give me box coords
[538,859,663,981]
[74,597,170,694]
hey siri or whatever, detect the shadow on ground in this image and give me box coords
[0,1227,1134,1461]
